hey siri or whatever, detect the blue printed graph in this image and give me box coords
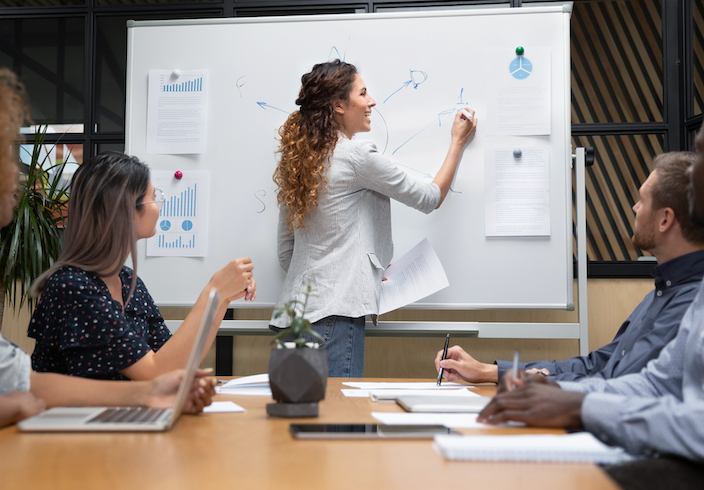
[162,77,203,92]
[158,235,196,249]
[163,183,197,218]
[509,57,533,79]
[160,220,171,231]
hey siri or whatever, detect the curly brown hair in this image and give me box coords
[273,60,358,230]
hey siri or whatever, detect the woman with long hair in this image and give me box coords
[0,67,215,427]
[270,60,477,377]
[28,151,256,381]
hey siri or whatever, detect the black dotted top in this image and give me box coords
[28,266,171,380]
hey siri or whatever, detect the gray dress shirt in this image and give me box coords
[0,333,31,395]
[563,278,704,461]
[496,250,704,381]
[270,135,441,327]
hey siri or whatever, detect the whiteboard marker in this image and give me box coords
[461,109,474,121]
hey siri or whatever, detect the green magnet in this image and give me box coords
[516,46,524,56]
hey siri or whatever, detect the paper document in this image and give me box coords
[485,47,551,136]
[216,373,272,396]
[484,147,550,236]
[434,433,635,464]
[202,401,246,413]
[379,238,449,314]
[341,388,478,400]
[343,381,463,390]
[147,69,209,154]
[372,412,523,429]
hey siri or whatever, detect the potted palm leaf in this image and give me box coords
[267,285,328,417]
[0,124,70,329]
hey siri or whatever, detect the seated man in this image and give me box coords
[477,121,704,489]
[0,67,215,428]
[436,151,704,383]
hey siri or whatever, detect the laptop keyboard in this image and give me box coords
[87,407,169,424]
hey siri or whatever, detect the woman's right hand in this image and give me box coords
[451,108,478,149]
[210,257,254,302]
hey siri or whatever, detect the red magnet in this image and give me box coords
[174,171,183,180]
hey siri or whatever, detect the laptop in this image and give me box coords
[18,288,220,432]
[395,394,491,413]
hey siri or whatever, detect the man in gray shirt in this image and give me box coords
[477,120,704,489]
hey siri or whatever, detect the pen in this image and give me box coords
[512,350,520,388]
[461,108,474,121]
[437,333,450,386]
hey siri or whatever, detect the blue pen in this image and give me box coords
[437,334,450,386]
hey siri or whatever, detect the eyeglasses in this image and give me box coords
[137,187,165,211]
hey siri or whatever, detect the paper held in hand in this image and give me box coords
[379,238,449,314]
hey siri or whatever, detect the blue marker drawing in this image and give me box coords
[384,70,429,104]
[509,57,533,79]
[328,39,350,62]
[392,108,455,155]
[256,102,291,115]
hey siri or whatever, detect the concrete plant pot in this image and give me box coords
[266,346,328,417]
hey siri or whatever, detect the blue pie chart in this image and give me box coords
[509,57,533,79]
[182,220,193,231]
[160,220,171,231]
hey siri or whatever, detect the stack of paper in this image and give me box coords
[434,433,635,464]
[341,381,476,399]
[216,373,272,396]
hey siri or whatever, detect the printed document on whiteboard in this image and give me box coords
[484,147,550,237]
[485,47,551,136]
[147,70,208,154]
[379,238,449,314]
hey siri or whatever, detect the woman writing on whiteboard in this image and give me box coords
[27,151,257,381]
[270,60,477,377]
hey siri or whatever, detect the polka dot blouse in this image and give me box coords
[28,265,172,380]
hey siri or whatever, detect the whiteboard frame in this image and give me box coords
[125,6,576,311]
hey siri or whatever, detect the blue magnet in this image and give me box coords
[513,149,522,158]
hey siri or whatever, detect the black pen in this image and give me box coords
[437,333,450,386]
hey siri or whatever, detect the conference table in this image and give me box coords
[0,378,620,490]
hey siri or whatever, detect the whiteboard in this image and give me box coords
[125,7,573,309]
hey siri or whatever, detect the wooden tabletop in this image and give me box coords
[0,378,620,490]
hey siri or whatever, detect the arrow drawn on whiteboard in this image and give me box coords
[392,108,455,155]
[329,39,350,62]
[256,102,291,115]
[254,190,267,213]
[384,70,429,104]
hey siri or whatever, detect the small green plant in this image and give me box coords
[0,124,70,316]
[272,285,325,348]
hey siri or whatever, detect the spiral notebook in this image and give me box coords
[434,432,636,464]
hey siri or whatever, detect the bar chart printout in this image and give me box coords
[146,69,209,154]
[146,170,210,257]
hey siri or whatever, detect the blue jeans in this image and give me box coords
[269,315,366,377]
[311,316,366,378]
